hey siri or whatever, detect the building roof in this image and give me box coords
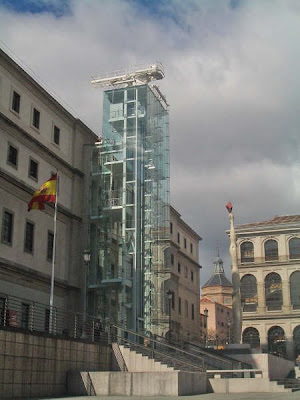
[236,215,300,229]
[202,273,232,288]
[202,254,232,289]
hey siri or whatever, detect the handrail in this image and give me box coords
[109,323,205,371]
[184,341,233,366]
[115,334,204,372]
[111,323,205,364]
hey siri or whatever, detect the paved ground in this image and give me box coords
[35,392,300,400]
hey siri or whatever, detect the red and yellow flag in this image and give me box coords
[28,174,57,212]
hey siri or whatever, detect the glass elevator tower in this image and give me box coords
[89,72,170,336]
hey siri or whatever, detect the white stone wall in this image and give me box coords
[0,49,97,312]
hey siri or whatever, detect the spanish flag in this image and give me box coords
[28,174,57,212]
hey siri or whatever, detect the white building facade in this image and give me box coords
[0,49,97,329]
[235,215,300,360]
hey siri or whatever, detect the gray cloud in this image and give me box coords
[1,0,299,284]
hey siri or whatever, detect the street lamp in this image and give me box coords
[167,289,173,344]
[227,320,231,345]
[82,249,90,339]
[204,308,208,347]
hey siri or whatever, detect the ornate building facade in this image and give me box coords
[235,215,300,360]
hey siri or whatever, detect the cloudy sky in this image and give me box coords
[1,0,300,284]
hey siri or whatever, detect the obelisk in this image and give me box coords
[226,202,242,344]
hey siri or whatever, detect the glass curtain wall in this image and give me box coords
[89,85,170,336]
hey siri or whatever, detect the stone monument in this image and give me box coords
[226,202,242,344]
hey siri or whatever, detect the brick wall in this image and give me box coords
[0,329,111,398]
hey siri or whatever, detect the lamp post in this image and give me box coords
[204,308,208,347]
[167,289,173,344]
[227,319,231,344]
[82,249,90,339]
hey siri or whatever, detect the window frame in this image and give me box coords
[28,157,39,181]
[47,230,54,262]
[11,89,21,114]
[53,124,60,146]
[1,209,14,246]
[32,106,41,130]
[24,220,35,254]
[240,241,254,263]
[7,142,18,169]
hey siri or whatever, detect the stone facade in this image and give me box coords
[234,215,300,360]
[200,297,233,346]
[0,48,97,318]
[0,329,110,398]
[169,206,202,342]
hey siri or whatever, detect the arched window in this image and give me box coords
[290,271,300,310]
[264,239,278,261]
[243,327,260,348]
[241,275,258,312]
[268,326,286,357]
[289,238,300,259]
[293,326,300,359]
[241,241,254,263]
[265,273,282,311]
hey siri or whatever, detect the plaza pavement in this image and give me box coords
[35,392,300,400]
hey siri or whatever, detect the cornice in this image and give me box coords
[0,256,80,292]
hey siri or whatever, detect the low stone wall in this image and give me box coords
[223,352,295,380]
[67,370,207,396]
[209,378,290,393]
[0,328,111,399]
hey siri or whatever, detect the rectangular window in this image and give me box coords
[184,266,188,278]
[44,309,50,332]
[7,144,18,168]
[2,210,13,245]
[185,300,188,317]
[177,262,181,273]
[28,158,38,180]
[171,293,175,310]
[178,297,181,315]
[53,125,60,145]
[32,108,40,129]
[12,90,20,113]
[191,271,194,282]
[190,243,193,254]
[21,303,30,329]
[177,232,180,244]
[0,297,6,326]
[170,222,173,234]
[24,221,34,253]
[191,304,195,320]
[184,238,187,249]
[47,231,54,261]
[171,253,174,265]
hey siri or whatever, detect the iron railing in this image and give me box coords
[0,292,107,342]
[108,324,205,372]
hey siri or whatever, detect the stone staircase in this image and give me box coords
[118,343,203,372]
[273,378,300,392]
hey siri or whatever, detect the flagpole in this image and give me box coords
[49,173,58,334]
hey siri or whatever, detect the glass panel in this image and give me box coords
[241,241,254,263]
[289,238,300,259]
[265,273,282,311]
[243,328,260,348]
[241,275,258,312]
[268,326,286,357]
[290,271,300,310]
[264,240,278,261]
